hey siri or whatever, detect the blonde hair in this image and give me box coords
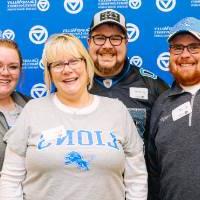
[42,33,94,93]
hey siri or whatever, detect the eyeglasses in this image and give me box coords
[169,43,200,55]
[0,64,20,74]
[48,58,84,72]
[91,35,126,46]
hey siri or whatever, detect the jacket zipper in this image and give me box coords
[189,94,195,127]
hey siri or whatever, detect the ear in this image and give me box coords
[87,37,92,46]
[125,38,128,45]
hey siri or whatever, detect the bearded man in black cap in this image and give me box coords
[88,9,168,156]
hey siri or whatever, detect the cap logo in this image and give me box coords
[100,11,120,23]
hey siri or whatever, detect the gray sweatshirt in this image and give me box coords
[3,94,147,200]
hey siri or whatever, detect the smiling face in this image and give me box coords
[0,46,21,100]
[43,34,95,106]
[49,54,89,101]
[169,33,200,86]
[88,24,127,77]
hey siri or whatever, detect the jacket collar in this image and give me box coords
[0,92,29,133]
[11,91,28,107]
[94,58,132,88]
[167,82,199,97]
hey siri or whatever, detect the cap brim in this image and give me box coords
[168,30,200,42]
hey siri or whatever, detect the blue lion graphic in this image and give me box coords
[64,151,89,171]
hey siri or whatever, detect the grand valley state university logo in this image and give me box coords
[126,23,140,42]
[129,0,142,9]
[2,29,15,40]
[37,0,50,12]
[156,0,176,12]
[64,0,83,14]
[29,25,48,45]
[31,83,47,98]
[130,56,143,68]
[157,52,170,71]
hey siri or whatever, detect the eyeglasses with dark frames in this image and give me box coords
[91,35,126,46]
[48,58,84,72]
[169,43,200,55]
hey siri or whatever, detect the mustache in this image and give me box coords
[97,48,116,55]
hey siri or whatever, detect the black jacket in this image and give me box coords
[90,58,169,149]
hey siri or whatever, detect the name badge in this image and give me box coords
[129,87,148,100]
[172,101,192,121]
[41,125,65,141]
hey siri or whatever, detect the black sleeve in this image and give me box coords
[155,77,170,97]
[147,97,164,200]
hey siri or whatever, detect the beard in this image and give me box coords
[170,63,200,86]
[94,60,123,77]
[94,48,124,77]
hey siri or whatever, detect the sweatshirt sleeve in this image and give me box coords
[0,147,26,200]
[0,103,31,199]
[122,103,148,200]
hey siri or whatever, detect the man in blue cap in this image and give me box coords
[148,17,200,200]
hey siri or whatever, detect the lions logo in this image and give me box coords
[64,151,89,171]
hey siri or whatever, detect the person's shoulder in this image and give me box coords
[135,66,158,80]
[149,88,173,124]
[153,87,172,106]
[24,95,52,109]
[138,67,166,83]
[133,65,169,89]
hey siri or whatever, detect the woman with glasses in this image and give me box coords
[0,34,147,200]
[0,39,29,171]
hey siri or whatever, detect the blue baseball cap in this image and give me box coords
[168,17,200,42]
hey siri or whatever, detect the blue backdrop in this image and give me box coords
[0,0,199,98]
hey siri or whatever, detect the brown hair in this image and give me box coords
[0,39,23,67]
